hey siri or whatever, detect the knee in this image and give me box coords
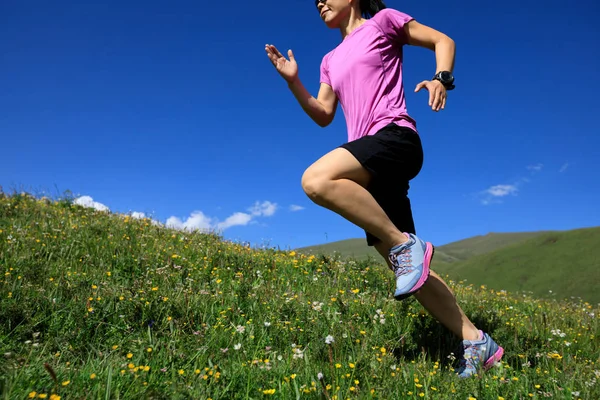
[301,169,330,202]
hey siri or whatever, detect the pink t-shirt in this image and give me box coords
[319,8,417,142]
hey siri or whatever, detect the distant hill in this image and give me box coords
[296,231,551,264]
[295,238,381,261]
[296,227,600,303]
[433,227,600,302]
[430,231,553,263]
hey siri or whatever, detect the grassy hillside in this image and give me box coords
[433,227,600,303]
[296,231,550,264]
[295,238,381,262]
[431,231,552,263]
[295,229,600,303]
[1,192,599,399]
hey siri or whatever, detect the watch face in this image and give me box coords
[440,71,454,82]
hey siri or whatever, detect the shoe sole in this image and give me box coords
[394,242,434,301]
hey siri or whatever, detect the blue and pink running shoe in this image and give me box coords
[388,233,433,300]
[456,331,504,378]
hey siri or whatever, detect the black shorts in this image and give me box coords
[339,123,423,246]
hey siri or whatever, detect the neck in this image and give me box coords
[338,8,365,39]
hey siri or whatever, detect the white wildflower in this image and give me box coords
[551,329,566,338]
[293,348,304,359]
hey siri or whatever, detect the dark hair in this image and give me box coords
[359,0,387,18]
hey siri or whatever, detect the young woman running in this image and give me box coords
[265,0,504,377]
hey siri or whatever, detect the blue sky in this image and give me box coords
[2,0,599,250]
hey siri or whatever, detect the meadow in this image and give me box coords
[1,191,599,399]
[297,228,600,305]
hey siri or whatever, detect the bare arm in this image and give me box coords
[288,79,338,127]
[403,20,456,111]
[404,20,455,74]
[265,44,338,127]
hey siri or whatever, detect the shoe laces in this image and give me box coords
[389,247,413,277]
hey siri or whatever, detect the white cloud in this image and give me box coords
[486,184,518,197]
[216,212,253,230]
[248,201,277,217]
[127,211,163,226]
[73,196,110,212]
[166,200,278,233]
[477,163,547,205]
[478,184,519,205]
[527,163,543,173]
[166,211,214,232]
[289,204,305,212]
[72,195,277,233]
[560,162,569,173]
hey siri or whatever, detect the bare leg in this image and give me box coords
[374,243,480,341]
[301,147,479,340]
[301,148,407,250]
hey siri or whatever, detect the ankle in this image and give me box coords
[389,233,409,250]
[463,329,482,341]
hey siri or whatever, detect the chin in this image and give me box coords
[322,17,339,29]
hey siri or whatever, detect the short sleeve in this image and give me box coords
[375,8,414,45]
[319,53,332,86]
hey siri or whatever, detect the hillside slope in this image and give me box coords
[434,227,600,303]
[297,228,600,303]
[433,231,552,263]
[1,192,599,399]
[296,231,551,264]
[295,238,380,261]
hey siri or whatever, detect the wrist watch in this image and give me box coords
[433,71,455,90]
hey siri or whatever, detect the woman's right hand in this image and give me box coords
[265,44,298,84]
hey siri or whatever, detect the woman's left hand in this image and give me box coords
[415,80,447,112]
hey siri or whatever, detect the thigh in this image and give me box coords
[302,147,372,188]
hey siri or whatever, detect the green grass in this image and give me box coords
[429,232,552,264]
[433,227,600,303]
[1,191,600,399]
[296,228,600,303]
[295,231,551,265]
[295,239,381,262]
